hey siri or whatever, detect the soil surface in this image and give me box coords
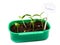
[10,21,48,33]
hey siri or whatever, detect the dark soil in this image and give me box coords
[10,21,48,33]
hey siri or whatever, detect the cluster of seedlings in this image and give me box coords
[10,12,48,33]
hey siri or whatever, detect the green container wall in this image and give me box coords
[9,19,50,43]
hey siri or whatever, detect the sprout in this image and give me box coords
[29,16,35,31]
[22,14,35,31]
[18,12,45,32]
[33,12,44,28]
[15,23,20,32]
[19,14,32,32]
[19,16,26,28]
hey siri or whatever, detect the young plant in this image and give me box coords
[15,23,20,32]
[19,14,31,32]
[29,16,35,31]
[33,12,44,28]
[22,14,35,31]
[19,16,27,28]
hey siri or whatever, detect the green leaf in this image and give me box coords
[15,23,20,26]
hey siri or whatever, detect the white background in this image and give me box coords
[0,0,60,45]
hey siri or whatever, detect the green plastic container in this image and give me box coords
[9,19,50,43]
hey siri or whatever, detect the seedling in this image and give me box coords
[29,16,35,31]
[33,12,44,28]
[15,23,20,32]
[19,16,27,28]
[22,14,35,31]
[11,13,48,33]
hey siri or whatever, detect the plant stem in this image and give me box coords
[15,23,20,33]
[19,16,27,28]
[40,12,44,28]
[31,21,34,31]
[33,12,44,28]
[44,17,47,30]
[22,19,26,28]
[22,14,31,28]
[22,14,35,31]
[30,16,34,31]
[41,19,43,28]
